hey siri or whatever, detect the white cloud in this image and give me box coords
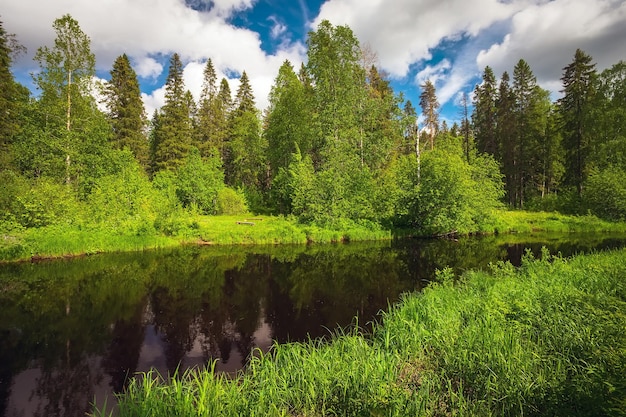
[268,16,288,39]
[477,0,626,94]
[312,0,526,78]
[416,59,451,86]
[2,0,306,112]
[135,57,164,79]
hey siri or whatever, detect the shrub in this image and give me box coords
[216,187,248,215]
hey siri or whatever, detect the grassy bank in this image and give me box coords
[2,210,626,263]
[93,248,626,417]
[0,215,390,262]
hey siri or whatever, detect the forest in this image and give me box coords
[1,14,626,246]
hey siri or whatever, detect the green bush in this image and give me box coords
[216,187,248,215]
[583,167,626,221]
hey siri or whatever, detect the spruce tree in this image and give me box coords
[215,78,232,163]
[472,66,498,157]
[496,71,517,206]
[559,49,596,196]
[226,71,265,190]
[197,58,219,157]
[419,80,439,150]
[152,53,193,172]
[105,54,148,168]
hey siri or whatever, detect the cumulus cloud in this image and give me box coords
[2,0,306,111]
[312,0,525,78]
[477,0,626,95]
[134,57,164,79]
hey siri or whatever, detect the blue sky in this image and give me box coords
[4,0,626,123]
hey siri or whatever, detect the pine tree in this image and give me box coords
[559,49,596,196]
[419,80,439,150]
[472,66,498,157]
[105,54,148,168]
[152,53,193,172]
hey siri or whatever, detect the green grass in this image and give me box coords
[486,209,626,234]
[93,248,626,417]
[2,210,626,263]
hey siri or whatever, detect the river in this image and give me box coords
[1,233,625,416]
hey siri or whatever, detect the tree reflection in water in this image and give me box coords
[1,234,626,416]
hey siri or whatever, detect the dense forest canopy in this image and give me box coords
[1,15,625,236]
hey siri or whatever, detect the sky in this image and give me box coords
[3,0,626,123]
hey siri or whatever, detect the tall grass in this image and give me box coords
[94,248,626,417]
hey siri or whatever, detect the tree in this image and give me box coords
[472,66,498,158]
[214,78,232,163]
[559,49,596,196]
[225,71,265,192]
[264,60,313,180]
[496,71,517,206]
[592,61,626,170]
[306,20,366,162]
[105,54,148,168]
[419,80,439,150]
[0,19,19,168]
[197,58,220,157]
[32,14,110,186]
[459,91,472,163]
[175,147,224,214]
[151,53,193,172]
[511,59,549,208]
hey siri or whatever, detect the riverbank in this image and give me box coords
[92,247,626,417]
[2,210,626,263]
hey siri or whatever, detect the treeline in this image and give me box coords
[1,15,625,238]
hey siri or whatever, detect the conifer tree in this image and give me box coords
[197,58,219,157]
[472,66,498,157]
[511,59,550,207]
[105,54,148,168]
[559,49,596,196]
[215,78,232,163]
[419,80,439,150]
[226,71,265,190]
[152,53,193,172]
[496,71,517,206]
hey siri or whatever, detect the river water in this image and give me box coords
[1,233,625,416]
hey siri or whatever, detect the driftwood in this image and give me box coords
[236,221,255,226]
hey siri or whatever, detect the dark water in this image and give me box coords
[1,233,626,417]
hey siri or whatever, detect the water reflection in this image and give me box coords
[1,234,625,416]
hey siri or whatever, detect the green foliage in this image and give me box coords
[86,150,157,234]
[175,147,224,214]
[583,167,626,221]
[393,143,503,235]
[215,187,248,215]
